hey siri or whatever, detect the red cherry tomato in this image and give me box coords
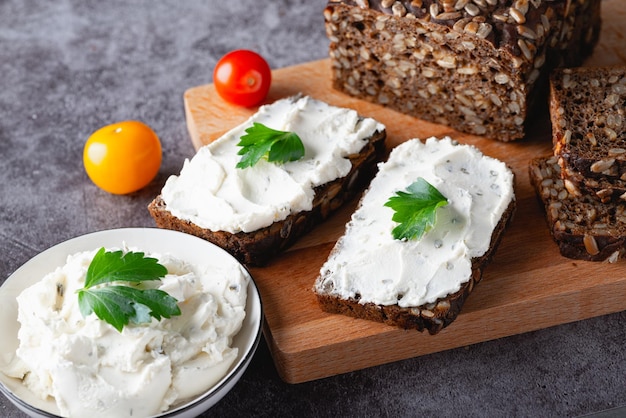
[213,50,271,107]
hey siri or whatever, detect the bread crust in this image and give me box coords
[148,129,386,266]
[314,192,516,335]
[324,0,601,141]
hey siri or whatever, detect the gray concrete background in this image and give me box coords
[1,1,625,417]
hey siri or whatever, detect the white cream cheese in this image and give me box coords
[316,137,514,308]
[161,95,385,233]
[5,247,248,418]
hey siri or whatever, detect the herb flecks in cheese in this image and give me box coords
[6,247,248,418]
[161,95,385,233]
[317,137,514,308]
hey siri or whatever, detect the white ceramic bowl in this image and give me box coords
[0,228,263,418]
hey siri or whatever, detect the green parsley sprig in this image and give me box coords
[77,248,181,332]
[384,177,448,241]
[236,122,305,169]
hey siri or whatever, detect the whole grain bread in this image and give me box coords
[316,200,515,334]
[314,137,516,334]
[529,156,626,262]
[324,0,601,141]
[149,103,386,266]
[550,66,626,203]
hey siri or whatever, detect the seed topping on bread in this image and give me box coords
[327,0,598,67]
[324,0,601,140]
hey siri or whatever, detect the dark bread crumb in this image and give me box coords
[550,66,626,202]
[529,156,626,262]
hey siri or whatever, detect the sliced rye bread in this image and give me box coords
[529,155,626,262]
[315,201,515,335]
[324,0,602,141]
[149,96,387,266]
[550,66,626,202]
[314,137,516,334]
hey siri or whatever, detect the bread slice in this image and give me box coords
[550,66,626,202]
[324,0,601,141]
[529,155,626,262]
[314,137,516,334]
[149,95,386,266]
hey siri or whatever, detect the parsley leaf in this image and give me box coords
[236,122,305,169]
[384,177,448,241]
[77,248,181,332]
[83,248,168,288]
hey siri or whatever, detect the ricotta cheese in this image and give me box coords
[5,247,248,418]
[316,137,515,308]
[161,95,385,233]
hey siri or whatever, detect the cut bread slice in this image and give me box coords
[314,137,516,334]
[529,155,626,262]
[550,66,626,202]
[149,95,386,266]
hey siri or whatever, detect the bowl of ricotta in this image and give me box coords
[0,228,263,418]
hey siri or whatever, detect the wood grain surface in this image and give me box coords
[182,0,626,384]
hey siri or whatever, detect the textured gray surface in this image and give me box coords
[0,1,625,417]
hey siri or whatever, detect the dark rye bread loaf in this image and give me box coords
[149,127,386,267]
[529,156,626,262]
[324,0,601,141]
[550,66,626,203]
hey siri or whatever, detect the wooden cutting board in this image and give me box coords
[182,0,626,384]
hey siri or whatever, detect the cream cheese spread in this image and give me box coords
[4,247,248,418]
[316,137,515,308]
[160,95,385,233]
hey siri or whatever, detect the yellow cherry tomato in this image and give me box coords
[83,121,162,195]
